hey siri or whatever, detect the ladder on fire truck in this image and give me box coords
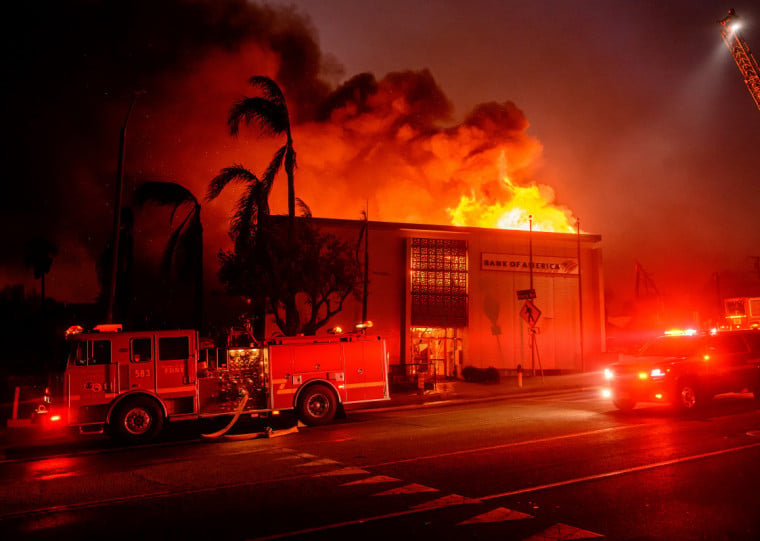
[719,9,760,111]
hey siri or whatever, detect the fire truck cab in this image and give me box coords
[55,324,389,443]
[724,297,760,330]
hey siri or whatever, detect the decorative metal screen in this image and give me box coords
[409,238,468,327]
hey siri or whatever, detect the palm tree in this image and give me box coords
[24,236,57,305]
[208,159,281,340]
[227,76,296,234]
[207,159,279,253]
[134,181,204,330]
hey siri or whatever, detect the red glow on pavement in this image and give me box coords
[27,457,78,481]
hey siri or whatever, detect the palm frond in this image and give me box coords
[162,223,185,275]
[135,181,197,208]
[262,145,287,187]
[232,187,261,252]
[248,75,286,105]
[207,165,258,201]
[296,198,312,218]
[228,97,288,137]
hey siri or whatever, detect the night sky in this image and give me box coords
[2,0,759,320]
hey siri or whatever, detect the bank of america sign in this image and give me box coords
[481,253,579,275]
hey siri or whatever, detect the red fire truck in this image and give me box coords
[40,323,389,443]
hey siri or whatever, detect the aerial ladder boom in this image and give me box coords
[718,9,760,111]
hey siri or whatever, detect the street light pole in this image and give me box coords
[106,91,145,323]
[528,214,534,292]
[528,214,535,375]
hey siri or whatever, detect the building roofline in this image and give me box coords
[301,215,602,242]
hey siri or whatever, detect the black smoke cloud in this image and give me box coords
[2,0,549,303]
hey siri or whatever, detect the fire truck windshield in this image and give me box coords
[67,340,87,366]
[725,299,747,317]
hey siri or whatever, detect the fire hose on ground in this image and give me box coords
[201,389,299,441]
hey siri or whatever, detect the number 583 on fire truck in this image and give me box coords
[38,323,389,444]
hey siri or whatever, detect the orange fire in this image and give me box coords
[447,152,577,233]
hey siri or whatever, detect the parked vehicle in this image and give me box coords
[602,329,760,411]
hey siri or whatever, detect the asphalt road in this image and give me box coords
[1,389,760,540]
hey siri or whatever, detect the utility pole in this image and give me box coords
[362,202,369,322]
[576,220,584,372]
[106,91,145,323]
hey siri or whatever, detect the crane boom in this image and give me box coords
[718,9,760,111]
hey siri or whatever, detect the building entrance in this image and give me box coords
[410,327,464,379]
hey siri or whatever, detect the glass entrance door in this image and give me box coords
[410,327,463,378]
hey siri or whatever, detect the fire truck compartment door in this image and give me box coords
[269,345,295,410]
[270,342,346,409]
[292,343,343,373]
[343,340,387,402]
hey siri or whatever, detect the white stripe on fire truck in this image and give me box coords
[156,386,195,394]
[344,382,385,389]
[68,393,117,400]
[271,381,384,394]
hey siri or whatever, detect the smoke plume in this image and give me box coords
[2,0,566,304]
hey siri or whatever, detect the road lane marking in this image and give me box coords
[478,441,760,500]
[314,466,369,477]
[523,523,604,540]
[458,507,533,524]
[295,458,340,467]
[372,483,437,496]
[340,475,399,485]
[412,493,480,510]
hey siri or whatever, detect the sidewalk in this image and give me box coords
[349,370,604,411]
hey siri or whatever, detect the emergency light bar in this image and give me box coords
[664,329,697,336]
[93,324,123,333]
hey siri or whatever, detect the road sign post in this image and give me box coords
[519,300,543,380]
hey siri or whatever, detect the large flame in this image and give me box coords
[447,151,577,233]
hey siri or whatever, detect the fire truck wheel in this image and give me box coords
[109,396,164,443]
[297,384,337,426]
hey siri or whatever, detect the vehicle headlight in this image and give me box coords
[604,368,614,380]
[650,368,665,378]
